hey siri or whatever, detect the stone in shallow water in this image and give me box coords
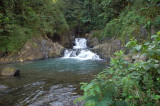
[1,66,20,76]
[0,85,7,91]
[49,102,64,106]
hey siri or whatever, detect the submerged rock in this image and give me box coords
[0,37,64,64]
[1,66,20,76]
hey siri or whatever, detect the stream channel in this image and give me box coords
[0,38,106,106]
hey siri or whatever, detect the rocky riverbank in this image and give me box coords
[0,37,64,64]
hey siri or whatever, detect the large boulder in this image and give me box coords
[1,66,20,76]
[91,39,124,59]
[0,37,65,63]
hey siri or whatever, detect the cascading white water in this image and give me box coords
[73,38,87,49]
[63,38,101,60]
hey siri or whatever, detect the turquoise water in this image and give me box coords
[0,58,105,105]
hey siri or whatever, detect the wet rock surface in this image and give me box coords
[0,37,64,64]
[1,66,20,76]
[29,84,84,106]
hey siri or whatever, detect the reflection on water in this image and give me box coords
[0,58,105,105]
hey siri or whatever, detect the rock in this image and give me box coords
[91,39,124,59]
[48,32,72,48]
[0,85,7,91]
[0,37,65,63]
[1,66,20,76]
[59,32,72,48]
[123,55,132,62]
[132,53,147,62]
[85,31,100,47]
[49,102,64,106]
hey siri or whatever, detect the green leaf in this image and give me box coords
[129,96,133,99]
[80,82,87,85]
[89,89,96,96]
[122,93,127,97]
[151,35,158,39]
[144,42,150,46]
[154,64,159,69]
[135,45,142,51]
[155,95,160,100]
[157,31,160,35]
[94,85,101,94]
[85,100,96,106]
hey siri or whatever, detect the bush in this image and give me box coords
[76,32,160,105]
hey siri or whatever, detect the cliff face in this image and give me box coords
[0,37,64,64]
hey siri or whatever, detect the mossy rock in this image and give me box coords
[1,66,20,76]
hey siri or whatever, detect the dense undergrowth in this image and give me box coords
[92,0,160,42]
[75,32,160,106]
[0,0,68,54]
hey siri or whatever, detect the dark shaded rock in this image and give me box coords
[85,31,100,47]
[48,32,72,48]
[0,37,64,64]
[1,66,20,76]
[59,32,72,48]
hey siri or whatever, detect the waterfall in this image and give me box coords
[63,38,101,60]
[73,38,87,49]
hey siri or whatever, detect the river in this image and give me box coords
[0,58,105,105]
[0,38,106,105]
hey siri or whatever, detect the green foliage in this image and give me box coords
[63,0,159,35]
[76,32,160,105]
[0,0,68,53]
[153,15,160,27]
[100,0,160,42]
[63,0,129,32]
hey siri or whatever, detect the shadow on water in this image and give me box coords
[0,58,106,105]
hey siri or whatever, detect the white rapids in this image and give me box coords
[63,38,101,60]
